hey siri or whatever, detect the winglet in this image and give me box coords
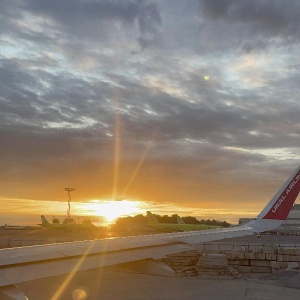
[247,165,300,232]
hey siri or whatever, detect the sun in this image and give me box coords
[80,200,142,222]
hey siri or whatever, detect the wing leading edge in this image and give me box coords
[0,165,300,299]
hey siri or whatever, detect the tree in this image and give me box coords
[182,216,200,224]
[52,217,60,224]
[63,218,75,224]
[221,221,230,228]
[82,218,92,225]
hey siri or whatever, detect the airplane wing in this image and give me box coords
[1,165,300,299]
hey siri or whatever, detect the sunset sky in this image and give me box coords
[1,1,300,225]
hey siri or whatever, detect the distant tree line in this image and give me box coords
[181,216,230,228]
[51,216,96,225]
[115,214,230,228]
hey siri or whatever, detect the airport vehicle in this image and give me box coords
[147,211,221,231]
[0,165,300,299]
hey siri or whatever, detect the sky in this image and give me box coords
[1,0,300,225]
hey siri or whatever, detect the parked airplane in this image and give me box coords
[1,164,300,299]
[40,215,64,229]
[40,215,97,231]
[146,211,221,231]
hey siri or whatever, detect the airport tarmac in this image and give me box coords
[18,266,300,300]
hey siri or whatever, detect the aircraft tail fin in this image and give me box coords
[246,165,300,233]
[176,215,185,224]
[146,211,160,225]
[41,215,50,226]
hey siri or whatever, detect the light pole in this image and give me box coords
[64,187,76,223]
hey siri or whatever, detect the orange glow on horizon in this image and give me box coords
[78,199,143,221]
[0,196,273,226]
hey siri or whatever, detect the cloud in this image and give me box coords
[0,0,299,213]
[201,0,300,34]
[25,0,140,25]
[22,0,162,51]
[137,2,162,50]
[199,0,300,52]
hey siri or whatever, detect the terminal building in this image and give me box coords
[276,203,300,234]
[238,218,255,226]
[238,204,300,235]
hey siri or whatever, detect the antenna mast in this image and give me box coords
[64,187,76,222]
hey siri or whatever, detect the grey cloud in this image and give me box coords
[137,2,162,49]
[241,40,270,53]
[166,0,297,56]
[1,51,298,163]
[0,1,23,32]
[23,0,162,51]
[200,0,300,38]
[100,61,300,153]
[25,0,140,24]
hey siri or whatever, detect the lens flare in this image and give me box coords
[72,289,87,300]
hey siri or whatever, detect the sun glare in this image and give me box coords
[79,200,142,222]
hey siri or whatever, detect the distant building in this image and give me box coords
[275,204,300,234]
[238,204,300,235]
[238,218,255,226]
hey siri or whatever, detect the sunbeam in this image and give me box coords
[112,103,121,200]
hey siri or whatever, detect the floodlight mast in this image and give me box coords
[64,187,76,222]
